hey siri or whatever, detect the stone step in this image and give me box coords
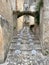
[33,40,40,44]
[11,39,17,43]
[9,44,20,50]
[13,37,18,39]
[11,41,17,44]
[21,40,28,44]
[34,47,42,51]
[20,44,33,51]
[34,43,41,47]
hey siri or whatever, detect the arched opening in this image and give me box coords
[13,11,37,33]
[13,11,36,18]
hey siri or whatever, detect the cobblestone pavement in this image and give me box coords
[0,26,49,65]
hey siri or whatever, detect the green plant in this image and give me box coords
[35,0,43,25]
[35,11,40,25]
[14,26,16,29]
[36,0,43,11]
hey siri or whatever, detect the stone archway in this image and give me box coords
[13,11,37,18]
[13,11,37,33]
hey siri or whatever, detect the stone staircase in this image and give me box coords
[0,26,49,65]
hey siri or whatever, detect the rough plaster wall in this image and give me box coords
[16,0,24,32]
[40,7,44,52]
[29,16,35,25]
[17,0,24,11]
[0,0,13,63]
[0,20,4,63]
[10,0,16,11]
[40,0,49,54]
[17,16,24,32]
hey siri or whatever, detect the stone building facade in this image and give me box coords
[17,16,24,32]
[40,0,49,55]
[16,0,24,32]
[17,0,24,11]
[0,0,13,63]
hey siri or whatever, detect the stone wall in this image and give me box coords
[0,0,13,63]
[17,0,24,11]
[40,0,49,55]
[17,16,24,32]
[16,0,24,32]
[29,16,35,25]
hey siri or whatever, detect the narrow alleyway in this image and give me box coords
[0,0,49,65]
[0,26,49,65]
